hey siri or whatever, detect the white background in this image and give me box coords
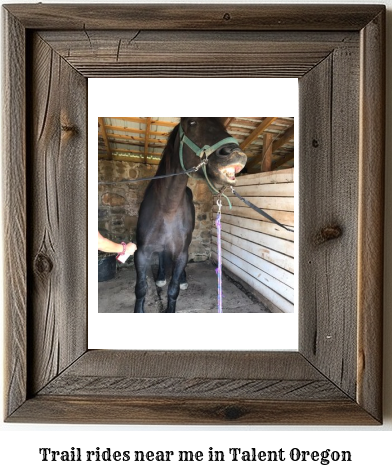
[89,78,299,351]
[1,0,391,473]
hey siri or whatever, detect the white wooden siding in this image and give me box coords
[211,168,294,313]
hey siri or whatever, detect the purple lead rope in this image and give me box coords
[215,198,223,313]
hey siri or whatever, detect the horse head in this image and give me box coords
[179,117,247,188]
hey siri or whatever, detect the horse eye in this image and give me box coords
[188,120,197,127]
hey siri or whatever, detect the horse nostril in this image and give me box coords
[218,146,233,156]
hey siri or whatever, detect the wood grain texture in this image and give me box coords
[39,377,346,400]
[62,351,318,379]
[9,397,378,426]
[357,10,385,422]
[43,351,336,399]
[213,205,294,227]
[9,352,377,425]
[212,231,294,273]
[37,30,358,78]
[214,213,294,239]
[2,4,384,425]
[4,4,383,30]
[212,251,294,313]
[27,34,87,395]
[2,9,27,419]
[299,42,360,400]
[211,170,294,312]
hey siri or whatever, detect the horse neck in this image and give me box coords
[154,146,189,212]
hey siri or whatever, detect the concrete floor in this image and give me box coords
[98,260,269,313]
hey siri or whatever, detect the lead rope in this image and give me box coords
[230,186,294,233]
[215,197,223,313]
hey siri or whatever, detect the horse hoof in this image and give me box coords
[156,279,166,287]
[180,282,188,290]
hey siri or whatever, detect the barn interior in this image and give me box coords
[98,117,294,313]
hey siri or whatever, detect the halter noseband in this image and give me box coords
[178,123,240,198]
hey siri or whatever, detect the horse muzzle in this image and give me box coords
[213,147,247,185]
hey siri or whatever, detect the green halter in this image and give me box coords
[178,123,239,207]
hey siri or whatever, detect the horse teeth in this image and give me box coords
[223,167,235,178]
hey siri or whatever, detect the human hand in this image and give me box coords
[126,242,137,255]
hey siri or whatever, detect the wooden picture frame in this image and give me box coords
[3,4,385,424]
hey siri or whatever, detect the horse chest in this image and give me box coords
[161,211,192,236]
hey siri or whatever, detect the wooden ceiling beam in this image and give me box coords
[223,117,236,128]
[272,152,294,170]
[99,117,294,169]
[144,117,152,163]
[272,125,294,152]
[104,124,170,138]
[107,133,166,145]
[110,155,161,165]
[151,119,179,128]
[245,122,294,168]
[261,132,274,172]
[105,125,145,134]
[111,148,162,156]
[112,117,179,128]
[240,117,277,150]
[112,117,147,124]
[98,117,112,159]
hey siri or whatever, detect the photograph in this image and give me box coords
[98,117,295,314]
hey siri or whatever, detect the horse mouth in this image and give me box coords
[219,164,245,184]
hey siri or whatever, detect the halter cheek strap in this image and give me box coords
[178,123,239,206]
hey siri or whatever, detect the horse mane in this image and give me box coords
[151,123,180,192]
[156,124,179,175]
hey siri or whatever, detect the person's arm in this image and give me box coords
[98,231,137,255]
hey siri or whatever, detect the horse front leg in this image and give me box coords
[179,268,188,290]
[134,249,149,313]
[166,252,188,313]
[155,251,167,287]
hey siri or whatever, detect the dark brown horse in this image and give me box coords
[134,118,247,313]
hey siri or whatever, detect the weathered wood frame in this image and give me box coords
[3,4,385,424]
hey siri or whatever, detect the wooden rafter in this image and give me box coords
[104,124,171,138]
[106,133,166,145]
[144,117,152,163]
[99,117,294,171]
[272,152,294,170]
[240,117,277,150]
[272,124,294,152]
[113,117,178,128]
[111,148,162,156]
[223,117,236,128]
[105,125,145,135]
[261,132,273,172]
[246,123,295,169]
[98,117,111,159]
[110,155,161,164]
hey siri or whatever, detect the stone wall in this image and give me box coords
[98,160,213,262]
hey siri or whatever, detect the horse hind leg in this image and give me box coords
[155,251,166,287]
[134,250,149,313]
[166,252,188,313]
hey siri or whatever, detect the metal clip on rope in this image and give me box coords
[216,197,222,216]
